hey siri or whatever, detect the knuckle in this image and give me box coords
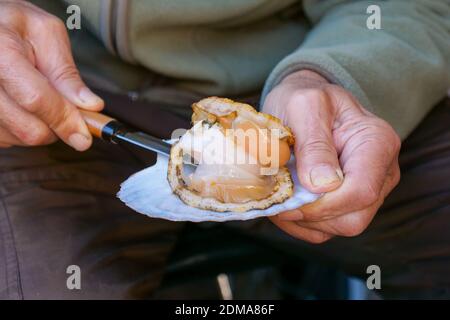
[32,13,66,35]
[289,88,329,108]
[391,165,401,187]
[301,138,334,157]
[42,15,66,31]
[50,64,80,83]
[340,216,367,237]
[374,119,402,153]
[1,5,25,26]
[341,227,363,238]
[0,30,24,59]
[308,232,332,244]
[360,184,379,207]
[301,88,327,102]
[20,90,45,113]
[19,128,51,146]
[49,106,75,133]
[391,131,402,153]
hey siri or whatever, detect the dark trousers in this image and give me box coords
[0,94,449,299]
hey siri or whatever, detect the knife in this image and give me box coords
[80,110,173,157]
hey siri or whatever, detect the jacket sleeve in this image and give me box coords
[262,0,450,139]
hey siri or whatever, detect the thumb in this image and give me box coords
[289,92,343,193]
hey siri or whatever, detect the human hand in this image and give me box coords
[0,0,103,150]
[263,70,401,243]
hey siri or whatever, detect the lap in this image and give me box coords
[0,140,183,299]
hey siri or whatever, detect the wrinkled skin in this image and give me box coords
[263,70,401,243]
[0,0,103,150]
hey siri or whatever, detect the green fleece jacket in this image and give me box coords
[34,0,450,139]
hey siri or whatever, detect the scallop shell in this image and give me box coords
[118,153,319,222]
[118,97,319,220]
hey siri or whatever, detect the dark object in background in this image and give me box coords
[157,223,351,300]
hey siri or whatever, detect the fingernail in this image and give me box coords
[310,165,342,187]
[68,133,91,151]
[78,87,102,106]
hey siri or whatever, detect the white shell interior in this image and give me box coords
[117,153,320,222]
